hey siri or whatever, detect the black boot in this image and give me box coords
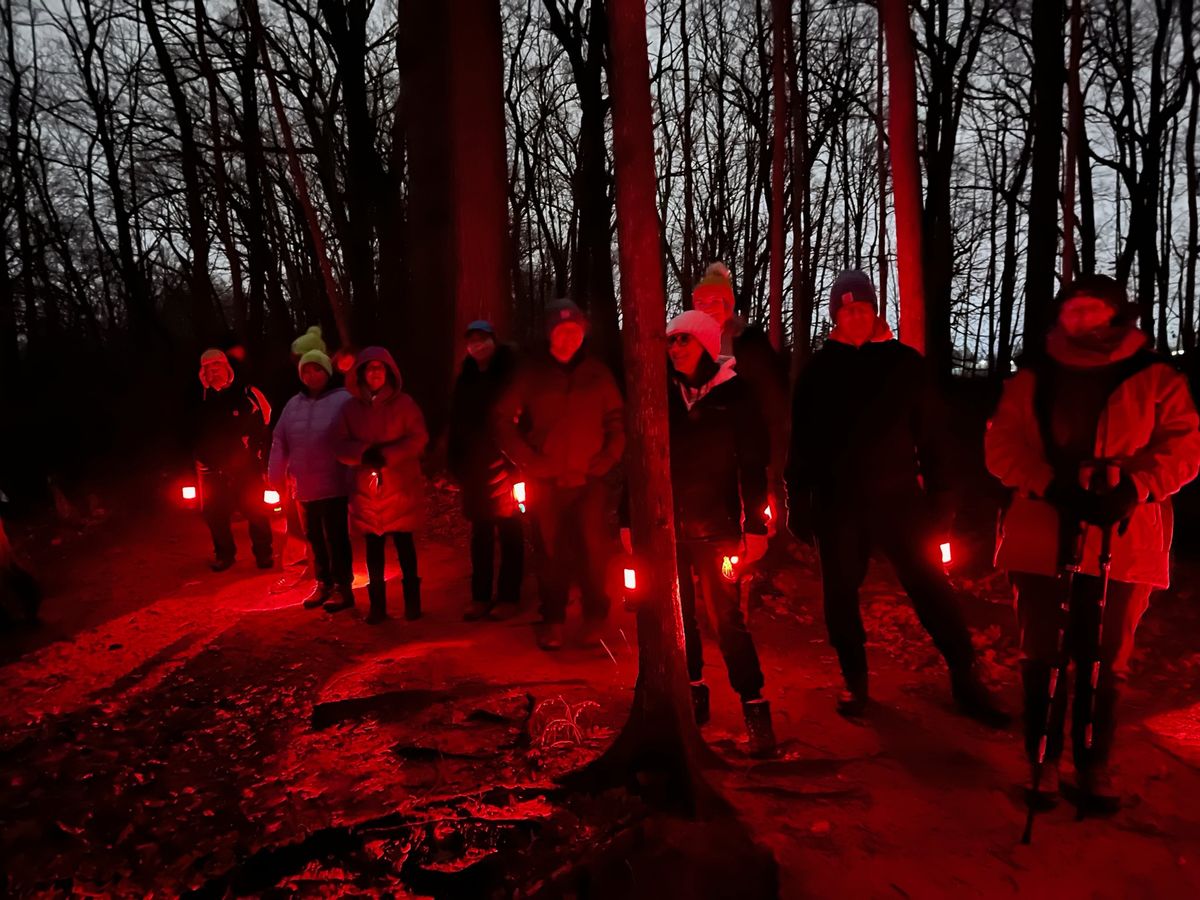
[951,664,1011,728]
[303,582,333,609]
[323,583,354,613]
[837,671,869,718]
[690,681,711,726]
[403,577,422,621]
[209,555,235,573]
[366,582,388,625]
[743,698,777,758]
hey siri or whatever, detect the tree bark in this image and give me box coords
[1062,0,1083,284]
[1183,0,1198,352]
[767,0,787,352]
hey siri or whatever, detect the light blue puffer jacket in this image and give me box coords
[268,387,353,502]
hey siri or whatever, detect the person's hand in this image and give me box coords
[1082,475,1139,527]
[1043,476,1098,522]
[361,445,385,469]
[742,532,769,565]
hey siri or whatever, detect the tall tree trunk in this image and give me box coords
[787,0,812,372]
[567,0,720,814]
[1023,0,1064,347]
[876,7,888,320]
[450,0,514,343]
[1183,0,1198,352]
[141,0,218,339]
[1079,116,1097,273]
[681,0,696,295]
[767,0,787,351]
[236,4,274,343]
[1062,0,1083,284]
[879,0,925,355]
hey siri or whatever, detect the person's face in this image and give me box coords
[693,293,730,328]
[300,363,330,393]
[363,360,388,392]
[834,301,877,346]
[549,322,585,363]
[1059,295,1116,337]
[668,333,704,378]
[466,334,496,364]
[202,360,231,390]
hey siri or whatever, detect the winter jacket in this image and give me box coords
[725,320,790,477]
[669,360,770,542]
[493,349,624,488]
[194,381,271,475]
[986,337,1200,587]
[334,348,429,535]
[786,332,955,520]
[268,385,353,502]
[447,344,520,521]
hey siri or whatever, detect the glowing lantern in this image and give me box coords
[181,485,197,501]
[722,555,740,582]
[512,481,527,514]
[623,567,637,591]
[263,489,281,506]
[940,542,952,566]
[764,504,773,523]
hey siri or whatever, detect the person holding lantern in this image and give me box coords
[193,347,274,572]
[335,347,429,624]
[666,310,776,757]
[447,321,525,622]
[494,299,624,651]
[786,269,1006,725]
[268,348,354,612]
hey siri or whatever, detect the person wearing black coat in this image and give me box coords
[786,270,1005,725]
[194,348,274,571]
[667,311,776,758]
[447,321,525,621]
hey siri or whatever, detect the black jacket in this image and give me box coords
[669,368,770,542]
[194,382,270,474]
[786,338,954,518]
[447,344,519,520]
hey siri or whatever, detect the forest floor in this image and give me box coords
[2,475,1200,898]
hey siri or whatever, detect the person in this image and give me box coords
[666,310,776,757]
[786,269,1006,725]
[193,348,274,572]
[335,347,429,624]
[494,299,625,651]
[447,321,524,622]
[268,348,354,612]
[986,274,1200,810]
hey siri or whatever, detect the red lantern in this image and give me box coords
[181,485,197,501]
[763,504,773,523]
[940,541,952,566]
[263,489,281,506]
[721,554,740,582]
[512,481,527,514]
[623,567,637,591]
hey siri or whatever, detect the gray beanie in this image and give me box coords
[829,269,878,321]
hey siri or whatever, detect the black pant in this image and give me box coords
[365,531,418,587]
[677,540,764,701]
[530,479,612,624]
[201,468,273,563]
[470,517,524,606]
[1014,573,1151,771]
[816,502,975,679]
[301,497,353,588]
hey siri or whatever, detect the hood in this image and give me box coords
[1045,322,1149,369]
[350,346,402,399]
[199,357,235,392]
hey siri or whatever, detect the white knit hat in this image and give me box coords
[667,310,722,361]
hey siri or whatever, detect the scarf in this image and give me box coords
[1045,322,1148,368]
[676,356,738,411]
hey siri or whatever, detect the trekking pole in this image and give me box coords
[1022,513,1087,845]
[1076,461,1121,820]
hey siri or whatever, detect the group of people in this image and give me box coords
[192,261,1200,810]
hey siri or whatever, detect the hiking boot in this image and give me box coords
[366,581,387,625]
[365,607,389,625]
[490,602,521,622]
[743,698,778,758]
[323,584,355,613]
[836,672,869,718]
[403,578,422,621]
[209,556,235,573]
[1079,765,1121,816]
[463,601,493,621]
[303,583,333,609]
[691,681,711,726]
[537,623,565,651]
[1025,761,1060,810]
[255,555,275,570]
[951,666,1011,729]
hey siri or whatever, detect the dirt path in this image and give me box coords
[2,487,1199,897]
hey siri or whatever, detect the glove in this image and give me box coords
[742,532,769,565]
[1082,475,1139,527]
[361,445,386,469]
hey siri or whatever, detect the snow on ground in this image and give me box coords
[2,477,1199,897]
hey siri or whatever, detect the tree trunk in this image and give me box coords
[879,0,925,355]
[681,0,696,296]
[1183,0,1198,352]
[1023,0,1064,347]
[876,7,888,321]
[787,0,812,372]
[566,0,722,816]
[1062,0,1083,284]
[767,0,787,352]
